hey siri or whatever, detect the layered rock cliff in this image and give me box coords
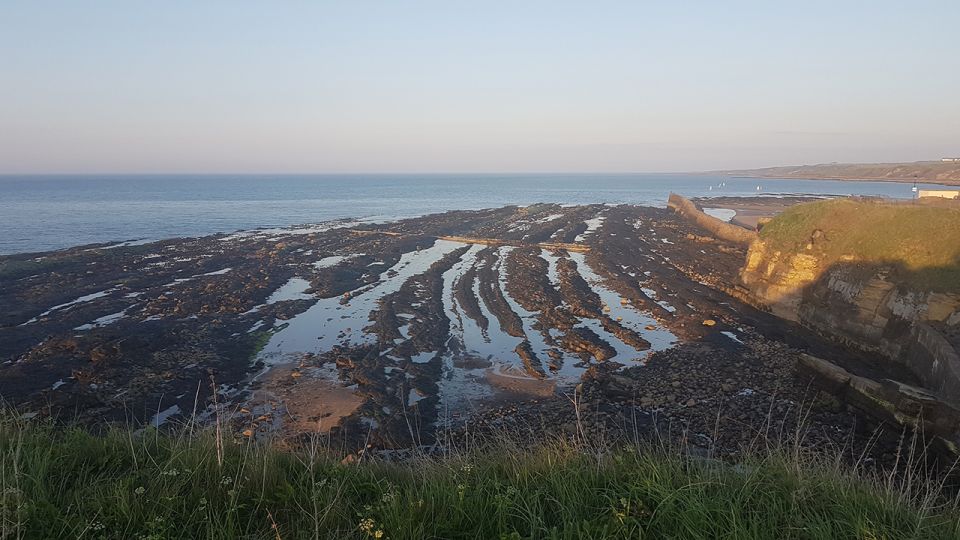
[672,195,960,455]
[743,236,960,393]
[738,203,960,397]
[738,200,960,454]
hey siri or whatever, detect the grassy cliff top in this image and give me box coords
[722,161,960,185]
[759,198,960,292]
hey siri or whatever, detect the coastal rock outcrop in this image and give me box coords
[797,353,960,455]
[739,238,960,400]
[671,194,960,456]
[735,201,960,458]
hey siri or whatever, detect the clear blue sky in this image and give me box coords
[2,1,958,173]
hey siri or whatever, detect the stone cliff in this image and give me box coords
[739,235,960,399]
[671,195,960,456]
[737,204,960,455]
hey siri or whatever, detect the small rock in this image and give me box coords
[702,319,716,327]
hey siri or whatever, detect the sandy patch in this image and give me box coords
[247,363,364,435]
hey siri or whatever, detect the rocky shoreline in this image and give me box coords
[0,202,920,465]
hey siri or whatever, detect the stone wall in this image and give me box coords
[667,193,758,246]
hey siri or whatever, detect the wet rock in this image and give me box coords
[560,327,616,362]
[0,202,929,466]
[514,340,546,379]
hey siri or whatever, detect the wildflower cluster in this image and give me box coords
[454,461,474,502]
[358,517,385,538]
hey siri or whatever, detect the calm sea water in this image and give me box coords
[0,173,947,255]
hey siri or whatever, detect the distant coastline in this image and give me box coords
[716,161,960,186]
[728,174,960,186]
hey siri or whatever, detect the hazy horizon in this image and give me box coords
[3,1,959,174]
[0,162,953,177]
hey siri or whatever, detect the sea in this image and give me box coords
[0,173,949,255]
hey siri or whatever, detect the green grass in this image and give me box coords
[759,199,960,292]
[2,418,958,539]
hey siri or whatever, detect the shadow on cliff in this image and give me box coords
[805,255,956,323]
[756,255,960,409]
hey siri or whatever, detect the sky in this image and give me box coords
[2,1,959,174]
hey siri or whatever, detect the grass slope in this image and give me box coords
[2,418,958,539]
[759,199,960,292]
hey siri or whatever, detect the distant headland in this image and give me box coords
[717,160,960,186]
